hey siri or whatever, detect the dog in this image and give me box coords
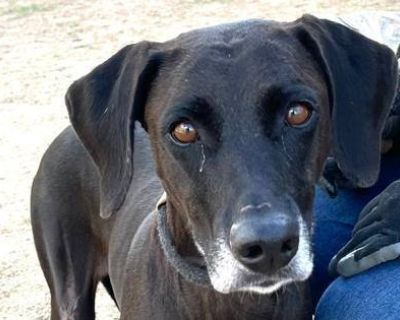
[31,15,397,319]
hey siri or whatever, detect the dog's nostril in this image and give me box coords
[240,244,263,260]
[281,239,294,253]
[280,238,298,257]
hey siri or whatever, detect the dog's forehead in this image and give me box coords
[173,19,280,47]
[164,19,315,86]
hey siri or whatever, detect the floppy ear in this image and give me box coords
[291,15,398,187]
[65,41,163,218]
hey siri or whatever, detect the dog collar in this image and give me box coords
[156,193,211,287]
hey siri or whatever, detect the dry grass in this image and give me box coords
[0,1,398,319]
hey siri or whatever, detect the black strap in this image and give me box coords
[156,203,211,287]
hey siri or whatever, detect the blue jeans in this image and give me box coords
[311,154,400,319]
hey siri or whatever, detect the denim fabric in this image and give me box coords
[315,259,400,319]
[311,153,400,317]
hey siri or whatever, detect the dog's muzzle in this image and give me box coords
[156,193,313,294]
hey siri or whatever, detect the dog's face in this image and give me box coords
[66,16,397,294]
[146,23,329,293]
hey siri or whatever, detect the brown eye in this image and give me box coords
[171,121,198,144]
[286,103,312,127]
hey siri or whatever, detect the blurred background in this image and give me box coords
[0,1,399,319]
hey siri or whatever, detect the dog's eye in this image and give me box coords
[171,121,198,144]
[286,103,312,127]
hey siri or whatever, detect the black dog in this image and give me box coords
[31,15,397,319]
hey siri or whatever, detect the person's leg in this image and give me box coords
[311,154,400,309]
[315,259,400,320]
[310,186,362,307]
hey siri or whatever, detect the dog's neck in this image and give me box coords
[156,199,211,286]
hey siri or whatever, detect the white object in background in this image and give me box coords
[324,12,400,53]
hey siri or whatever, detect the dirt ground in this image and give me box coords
[0,1,399,319]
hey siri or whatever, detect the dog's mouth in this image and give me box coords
[198,216,314,294]
[170,241,312,295]
[204,252,313,295]
[157,199,313,294]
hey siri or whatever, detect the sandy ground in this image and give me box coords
[0,1,399,319]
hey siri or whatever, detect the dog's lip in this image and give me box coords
[185,253,288,285]
[184,256,207,268]
[255,278,286,287]
[233,264,303,287]
[233,273,300,291]
[215,275,297,294]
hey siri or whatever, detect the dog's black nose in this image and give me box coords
[230,215,299,273]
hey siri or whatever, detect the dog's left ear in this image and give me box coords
[290,15,398,187]
[65,42,164,218]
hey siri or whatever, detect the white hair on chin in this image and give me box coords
[203,215,313,294]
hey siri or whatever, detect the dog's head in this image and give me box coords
[66,16,398,294]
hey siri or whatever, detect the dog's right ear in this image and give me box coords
[290,15,398,188]
[65,42,163,218]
